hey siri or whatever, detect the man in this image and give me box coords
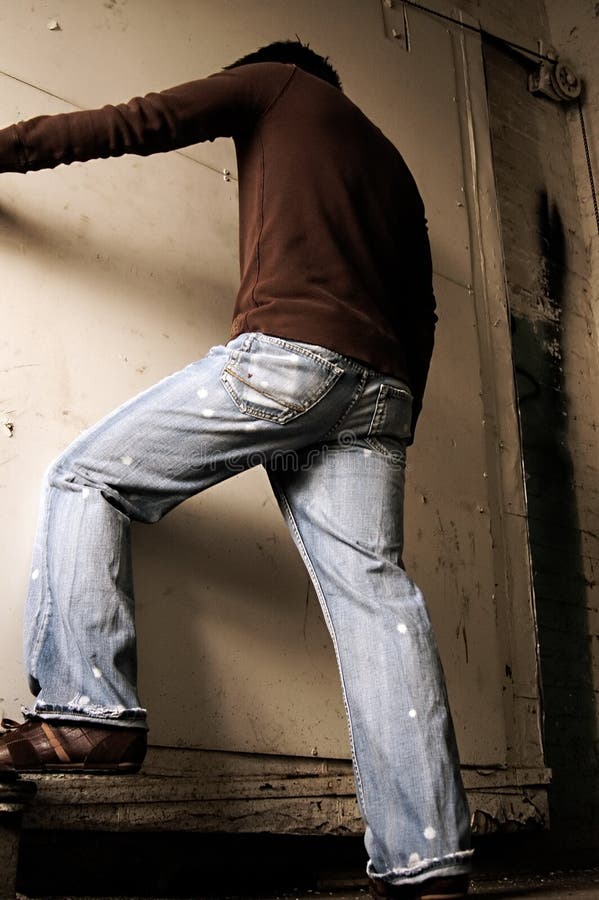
[0,40,472,898]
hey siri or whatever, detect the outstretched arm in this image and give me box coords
[0,62,294,174]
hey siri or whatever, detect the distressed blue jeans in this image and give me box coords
[23,332,472,885]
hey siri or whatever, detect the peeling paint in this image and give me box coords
[470,788,548,834]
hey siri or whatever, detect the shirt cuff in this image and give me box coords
[0,124,27,173]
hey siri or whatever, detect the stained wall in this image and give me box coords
[4,0,599,845]
[469,0,599,843]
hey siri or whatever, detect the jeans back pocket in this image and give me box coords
[366,382,413,457]
[221,334,344,424]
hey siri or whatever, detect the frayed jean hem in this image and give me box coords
[367,848,474,886]
[23,703,148,730]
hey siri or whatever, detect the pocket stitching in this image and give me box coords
[223,366,306,413]
[220,339,344,423]
[221,375,292,422]
[366,384,412,456]
[252,333,345,372]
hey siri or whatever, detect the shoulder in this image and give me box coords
[220,61,297,88]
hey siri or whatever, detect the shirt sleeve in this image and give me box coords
[0,63,295,174]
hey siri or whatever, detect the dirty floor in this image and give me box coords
[14,832,599,899]
[16,870,599,900]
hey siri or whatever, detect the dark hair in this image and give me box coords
[224,39,342,90]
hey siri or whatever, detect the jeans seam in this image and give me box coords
[321,370,369,440]
[365,384,412,457]
[271,480,369,818]
[363,436,406,460]
[27,476,55,681]
[250,333,346,372]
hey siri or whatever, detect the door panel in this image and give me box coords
[0,0,538,768]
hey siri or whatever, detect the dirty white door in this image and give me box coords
[0,0,542,773]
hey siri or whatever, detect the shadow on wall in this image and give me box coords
[511,190,597,843]
[0,193,236,341]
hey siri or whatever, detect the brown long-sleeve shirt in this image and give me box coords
[0,62,436,432]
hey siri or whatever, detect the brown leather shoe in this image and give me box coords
[0,717,146,774]
[368,873,470,899]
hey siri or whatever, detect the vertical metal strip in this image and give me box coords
[577,98,599,236]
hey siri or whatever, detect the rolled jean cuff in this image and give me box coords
[367,849,474,886]
[22,703,148,730]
